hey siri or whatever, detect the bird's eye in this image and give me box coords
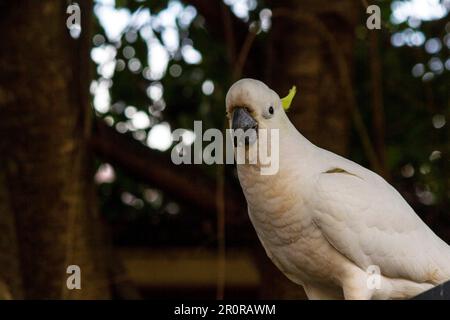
[262,105,275,119]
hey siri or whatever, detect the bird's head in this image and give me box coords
[225,78,295,146]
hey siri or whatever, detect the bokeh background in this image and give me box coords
[0,0,448,299]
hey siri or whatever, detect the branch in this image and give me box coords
[90,120,247,225]
[232,25,258,80]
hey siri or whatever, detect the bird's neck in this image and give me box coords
[237,117,314,188]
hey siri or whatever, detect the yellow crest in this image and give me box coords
[281,85,297,111]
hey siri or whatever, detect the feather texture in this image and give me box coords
[226,79,450,299]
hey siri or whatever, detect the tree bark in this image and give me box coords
[0,170,23,299]
[267,0,359,156]
[0,0,110,299]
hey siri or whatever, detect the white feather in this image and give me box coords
[226,78,450,299]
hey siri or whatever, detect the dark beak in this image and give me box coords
[231,107,258,147]
[232,107,257,131]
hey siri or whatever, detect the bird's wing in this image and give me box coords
[310,168,450,284]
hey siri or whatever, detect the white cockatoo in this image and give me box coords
[226,78,450,300]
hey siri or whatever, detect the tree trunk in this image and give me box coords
[257,0,359,299]
[268,0,359,156]
[0,171,23,299]
[0,0,110,299]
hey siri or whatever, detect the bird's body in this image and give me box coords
[226,78,450,299]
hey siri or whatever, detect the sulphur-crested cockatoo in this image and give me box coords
[226,78,450,300]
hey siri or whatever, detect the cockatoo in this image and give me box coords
[226,78,450,300]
